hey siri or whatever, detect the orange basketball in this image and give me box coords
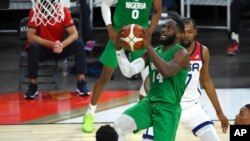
[120,24,145,51]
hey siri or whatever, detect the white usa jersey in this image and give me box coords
[181,41,204,102]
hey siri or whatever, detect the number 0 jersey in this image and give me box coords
[181,41,204,102]
[113,0,153,29]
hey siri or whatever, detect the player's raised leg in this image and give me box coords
[82,38,118,133]
[82,65,114,133]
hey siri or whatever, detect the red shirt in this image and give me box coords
[28,7,74,42]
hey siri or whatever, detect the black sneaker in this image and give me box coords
[24,83,38,99]
[76,80,90,96]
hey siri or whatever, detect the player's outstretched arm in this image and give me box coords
[115,32,146,78]
[200,46,229,133]
[101,0,117,43]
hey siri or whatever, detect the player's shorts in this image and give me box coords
[99,40,117,68]
[180,100,213,135]
[100,39,147,68]
[123,97,181,141]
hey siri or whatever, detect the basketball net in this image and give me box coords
[31,0,65,26]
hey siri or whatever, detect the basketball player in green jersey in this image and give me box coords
[96,18,189,141]
[82,0,162,133]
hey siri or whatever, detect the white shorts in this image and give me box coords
[180,100,213,135]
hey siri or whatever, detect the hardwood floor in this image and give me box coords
[0,121,232,141]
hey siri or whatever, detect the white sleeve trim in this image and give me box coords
[101,0,117,26]
[116,49,145,78]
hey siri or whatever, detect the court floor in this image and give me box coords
[0,88,249,141]
[0,121,231,141]
[58,88,250,124]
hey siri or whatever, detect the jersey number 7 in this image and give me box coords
[185,74,192,87]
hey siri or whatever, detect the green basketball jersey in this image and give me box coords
[113,0,153,30]
[148,44,188,105]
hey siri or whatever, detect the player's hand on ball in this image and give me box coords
[145,28,153,35]
[143,29,152,49]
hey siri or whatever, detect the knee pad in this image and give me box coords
[113,114,137,134]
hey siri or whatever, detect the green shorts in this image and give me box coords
[100,39,146,68]
[99,40,117,68]
[123,97,181,141]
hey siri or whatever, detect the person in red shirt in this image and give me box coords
[227,0,250,56]
[25,1,90,99]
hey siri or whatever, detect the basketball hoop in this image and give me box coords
[31,0,65,26]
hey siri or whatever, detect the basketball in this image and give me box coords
[120,24,145,51]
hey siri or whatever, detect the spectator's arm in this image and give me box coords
[62,25,78,49]
[27,27,54,48]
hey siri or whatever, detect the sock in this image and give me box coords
[231,32,239,43]
[86,104,97,115]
